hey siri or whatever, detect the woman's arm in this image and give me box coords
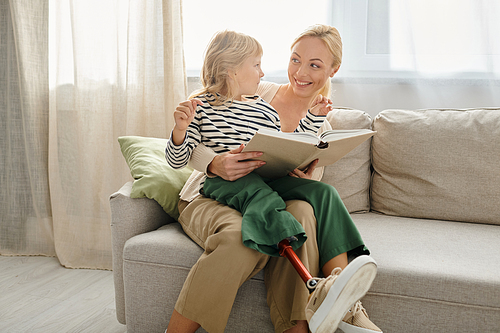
[189,143,265,181]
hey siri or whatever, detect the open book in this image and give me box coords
[242,128,375,179]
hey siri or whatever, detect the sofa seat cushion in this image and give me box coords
[123,222,266,282]
[352,212,500,309]
[122,223,272,332]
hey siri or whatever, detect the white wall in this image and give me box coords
[331,78,500,118]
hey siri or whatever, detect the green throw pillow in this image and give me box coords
[118,136,193,220]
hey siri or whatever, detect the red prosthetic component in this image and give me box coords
[278,239,313,284]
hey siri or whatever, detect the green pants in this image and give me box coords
[203,173,368,267]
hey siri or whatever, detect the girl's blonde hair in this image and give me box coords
[190,30,263,105]
[291,24,343,98]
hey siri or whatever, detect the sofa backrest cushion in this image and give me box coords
[371,108,500,225]
[322,108,373,213]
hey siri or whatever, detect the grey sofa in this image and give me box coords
[110,108,500,333]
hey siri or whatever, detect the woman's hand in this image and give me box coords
[208,144,265,181]
[288,159,319,179]
[309,94,333,116]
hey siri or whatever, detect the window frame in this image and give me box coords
[330,0,500,79]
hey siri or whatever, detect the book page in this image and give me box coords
[305,131,375,168]
[319,129,374,142]
[253,129,319,145]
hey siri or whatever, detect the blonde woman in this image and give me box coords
[167,26,382,333]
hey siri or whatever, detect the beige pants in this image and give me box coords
[176,196,320,333]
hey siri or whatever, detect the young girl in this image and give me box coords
[166,30,377,333]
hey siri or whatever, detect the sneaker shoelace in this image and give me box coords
[330,267,342,277]
[343,301,382,331]
[344,301,369,322]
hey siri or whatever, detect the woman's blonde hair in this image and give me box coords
[189,30,263,105]
[291,24,343,98]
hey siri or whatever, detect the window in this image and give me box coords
[331,0,500,78]
[183,0,500,79]
[182,0,331,77]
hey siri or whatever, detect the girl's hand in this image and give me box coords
[309,94,333,116]
[174,99,202,131]
[171,99,202,145]
[208,144,265,181]
[288,159,319,179]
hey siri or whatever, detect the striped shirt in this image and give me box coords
[166,93,325,169]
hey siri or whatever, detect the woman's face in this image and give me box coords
[288,37,337,98]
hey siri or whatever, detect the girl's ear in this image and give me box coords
[226,71,235,91]
[227,68,236,81]
[224,70,237,96]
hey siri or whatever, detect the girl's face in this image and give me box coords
[288,37,338,98]
[232,54,264,99]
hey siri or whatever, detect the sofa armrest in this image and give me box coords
[110,181,175,324]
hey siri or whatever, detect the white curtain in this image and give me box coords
[1,0,53,257]
[1,0,186,269]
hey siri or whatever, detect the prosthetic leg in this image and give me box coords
[277,238,318,293]
[278,238,379,333]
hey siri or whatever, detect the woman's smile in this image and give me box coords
[294,78,313,86]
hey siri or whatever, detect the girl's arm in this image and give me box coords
[188,143,218,173]
[294,95,332,134]
[165,100,202,169]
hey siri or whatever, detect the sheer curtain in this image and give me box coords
[1,0,54,257]
[1,0,186,269]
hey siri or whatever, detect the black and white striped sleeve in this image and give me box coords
[166,120,202,169]
[295,111,326,134]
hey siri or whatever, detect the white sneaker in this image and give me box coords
[305,255,377,333]
[339,301,382,333]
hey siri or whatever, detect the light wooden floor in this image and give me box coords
[0,255,127,333]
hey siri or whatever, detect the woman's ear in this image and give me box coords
[330,65,340,78]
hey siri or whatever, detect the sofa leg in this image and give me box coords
[278,239,318,293]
